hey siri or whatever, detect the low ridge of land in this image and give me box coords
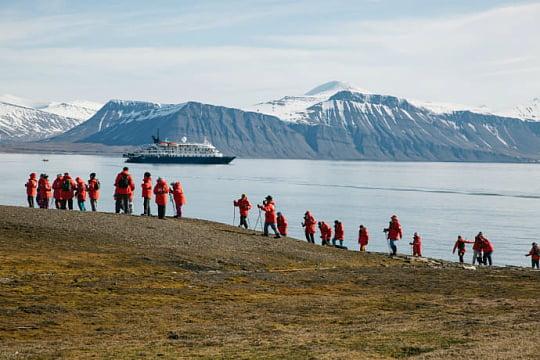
[0,205,538,359]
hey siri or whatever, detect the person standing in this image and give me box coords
[319,221,332,246]
[277,212,288,237]
[257,195,281,238]
[472,232,484,265]
[410,232,422,257]
[52,174,64,209]
[385,215,402,256]
[233,194,252,229]
[302,211,317,244]
[171,181,187,218]
[60,172,76,210]
[114,167,135,214]
[75,177,87,211]
[525,242,540,269]
[25,173,38,208]
[37,174,52,209]
[358,225,369,252]
[453,235,474,264]
[141,172,153,216]
[481,235,494,266]
[333,220,344,247]
[87,173,100,212]
[153,177,169,219]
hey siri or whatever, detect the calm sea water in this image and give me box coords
[1,153,538,267]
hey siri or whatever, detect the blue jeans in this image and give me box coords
[389,239,398,255]
[78,200,86,211]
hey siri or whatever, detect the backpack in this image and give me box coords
[62,179,72,192]
[94,180,101,190]
[118,174,129,188]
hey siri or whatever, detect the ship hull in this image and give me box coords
[125,156,235,164]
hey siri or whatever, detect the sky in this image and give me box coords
[0,0,539,110]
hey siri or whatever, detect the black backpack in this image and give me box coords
[118,174,129,188]
[62,179,72,192]
[94,180,101,190]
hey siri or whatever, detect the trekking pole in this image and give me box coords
[232,205,236,226]
[169,193,176,217]
[253,209,261,231]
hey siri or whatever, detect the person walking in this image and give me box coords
[453,235,474,264]
[52,174,64,209]
[171,181,186,218]
[319,221,332,246]
[37,174,52,209]
[233,194,252,229]
[87,173,100,212]
[410,232,422,257]
[472,232,484,265]
[302,211,317,244]
[277,212,288,237]
[358,225,369,251]
[333,220,344,247]
[153,177,169,219]
[257,195,281,238]
[114,167,135,214]
[25,173,38,208]
[60,172,76,210]
[385,215,402,256]
[525,242,540,269]
[75,177,87,211]
[141,172,153,216]
[481,235,494,266]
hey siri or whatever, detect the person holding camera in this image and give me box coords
[384,215,402,256]
[257,195,281,238]
[302,211,317,243]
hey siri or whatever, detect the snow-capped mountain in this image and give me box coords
[0,94,49,109]
[40,100,103,121]
[0,102,82,141]
[501,98,540,121]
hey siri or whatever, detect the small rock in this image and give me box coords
[167,331,179,340]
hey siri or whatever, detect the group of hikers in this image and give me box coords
[25,168,540,269]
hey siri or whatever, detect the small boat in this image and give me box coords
[42,159,49,162]
[123,132,235,165]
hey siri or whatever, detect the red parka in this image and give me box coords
[61,175,76,200]
[172,182,186,205]
[453,237,473,254]
[75,177,87,201]
[482,238,494,253]
[277,214,288,236]
[141,177,153,199]
[88,178,100,200]
[52,176,64,200]
[260,201,277,224]
[334,222,344,240]
[114,170,135,195]
[303,212,317,234]
[234,197,252,217]
[412,234,422,254]
[25,173,38,196]
[387,219,402,240]
[37,177,52,199]
[153,179,169,206]
[358,227,369,246]
[320,222,332,241]
[527,245,540,261]
[473,235,484,251]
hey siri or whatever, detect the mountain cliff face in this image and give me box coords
[48,87,540,162]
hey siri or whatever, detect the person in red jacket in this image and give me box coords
[481,235,494,266]
[333,220,344,247]
[25,172,38,208]
[87,173,100,212]
[153,177,169,219]
[472,232,484,265]
[385,215,402,256]
[52,174,64,209]
[171,181,187,218]
[358,225,369,251]
[257,195,281,238]
[114,167,135,214]
[60,172,76,210]
[453,235,474,263]
[141,172,153,216]
[319,221,332,246]
[525,242,540,269]
[37,174,52,209]
[410,232,422,257]
[75,177,87,211]
[234,194,252,229]
[302,211,317,244]
[277,212,288,236]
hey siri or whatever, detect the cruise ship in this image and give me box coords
[123,133,235,164]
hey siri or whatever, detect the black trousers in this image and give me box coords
[532,259,539,269]
[55,198,61,209]
[305,232,315,243]
[239,215,248,229]
[458,251,465,263]
[264,222,279,237]
[115,194,130,214]
[90,199,98,212]
[143,197,151,216]
[27,195,34,208]
[61,199,73,210]
[483,252,493,266]
[157,205,166,219]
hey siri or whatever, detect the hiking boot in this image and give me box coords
[274,235,281,239]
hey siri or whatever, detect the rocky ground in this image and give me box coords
[0,205,538,359]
